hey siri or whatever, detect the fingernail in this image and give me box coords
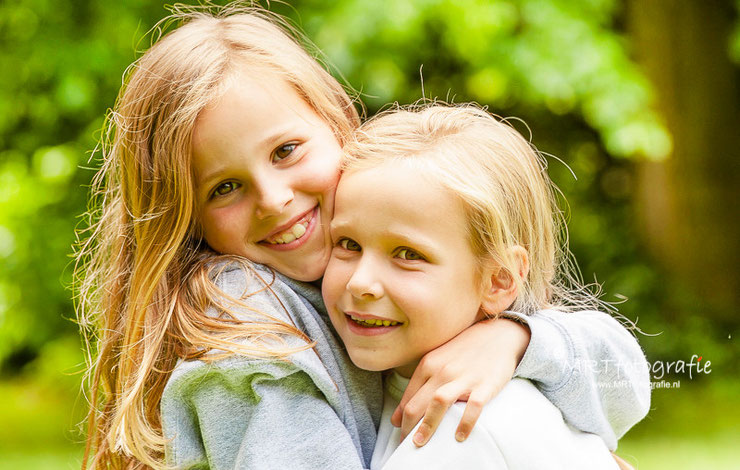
[455,431,466,442]
[413,431,426,446]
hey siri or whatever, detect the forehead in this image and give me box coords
[334,160,468,239]
[190,68,325,185]
[193,70,312,146]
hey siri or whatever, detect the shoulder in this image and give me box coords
[429,379,557,439]
[209,259,279,302]
[160,353,340,469]
[161,346,344,431]
[474,379,617,468]
[161,352,321,416]
[204,259,303,327]
[479,378,562,425]
[162,260,333,408]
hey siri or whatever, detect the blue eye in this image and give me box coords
[273,143,297,162]
[212,181,240,197]
[339,238,361,251]
[396,248,424,261]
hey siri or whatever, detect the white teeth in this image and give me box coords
[349,315,400,327]
[292,223,306,238]
[266,221,309,245]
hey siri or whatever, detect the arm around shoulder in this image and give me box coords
[511,309,651,449]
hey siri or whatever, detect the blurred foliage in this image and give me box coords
[0,0,168,374]
[287,0,671,159]
[1,0,738,466]
[0,0,736,384]
[733,0,740,63]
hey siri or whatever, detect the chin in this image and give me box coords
[295,253,331,282]
[291,268,324,282]
[289,259,328,282]
[267,249,330,282]
[347,353,390,372]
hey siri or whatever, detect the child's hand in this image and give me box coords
[392,317,531,446]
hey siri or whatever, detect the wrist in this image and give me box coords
[482,316,531,365]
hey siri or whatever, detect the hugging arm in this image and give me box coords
[392,317,530,445]
[396,310,650,449]
[511,310,651,449]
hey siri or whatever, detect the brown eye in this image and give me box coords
[339,238,361,251]
[213,181,240,197]
[273,143,297,162]
[396,248,424,261]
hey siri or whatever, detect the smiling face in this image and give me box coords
[192,69,343,281]
[322,160,486,377]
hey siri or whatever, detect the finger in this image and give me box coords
[391,405,403,428]
[398,385,430,441]
[453,389,491,442]
[392,386,422,429]
[391,357,442,427]
[408,382,472,447]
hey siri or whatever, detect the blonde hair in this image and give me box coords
[342,103,606,315]
[74,4,359,469]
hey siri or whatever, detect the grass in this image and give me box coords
[616,377,740,469]
[618,434,740,469]
[1,373,738,469]
[0,374,85,470]
[0,449,83,470]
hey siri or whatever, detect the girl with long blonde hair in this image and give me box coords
[75,3,649,469]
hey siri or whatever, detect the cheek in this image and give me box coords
[322,259,348,307]
[397,272,479,327]
[390,276,436,319]
[321,257,350,295]
[300,147,342,197]
[201,205,249,250]
[307,162,340,197]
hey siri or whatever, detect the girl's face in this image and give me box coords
[192,70,342,281]
[322,160,486,377]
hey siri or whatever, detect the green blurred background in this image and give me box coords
[1,0,738,468]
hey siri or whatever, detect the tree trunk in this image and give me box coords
[627,0,740,322]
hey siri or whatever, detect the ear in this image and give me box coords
[480,246,530,317]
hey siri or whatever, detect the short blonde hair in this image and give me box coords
[76,4,358,469]
[342,103,604,315]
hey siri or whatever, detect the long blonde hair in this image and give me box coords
[74,4,359,469]
[342,103,607,315]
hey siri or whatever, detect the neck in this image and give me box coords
[393,359,420,379]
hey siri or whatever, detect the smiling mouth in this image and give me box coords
[262,208,315,245]
[347,313,402,328]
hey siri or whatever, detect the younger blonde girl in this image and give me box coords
[75,4,649,469]
[323,103,639,468]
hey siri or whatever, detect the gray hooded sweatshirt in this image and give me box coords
[161,262,649,469]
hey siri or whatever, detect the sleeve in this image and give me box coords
[161,264,369,469]
[508,309,651,450]
[161,358,368,470]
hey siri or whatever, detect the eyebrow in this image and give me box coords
[196,166,229,197]
[195,127,297,190]
[257,127,295,153]
[331,220,438,254]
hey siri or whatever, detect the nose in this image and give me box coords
[346,255,384,299]
[254,175,294,219]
